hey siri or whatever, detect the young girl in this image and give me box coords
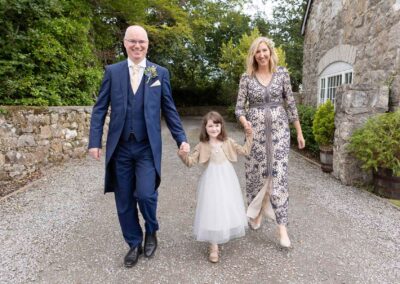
[178,111,253,263]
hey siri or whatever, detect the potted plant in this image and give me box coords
[348,110,400,199]
[312,100,335,172]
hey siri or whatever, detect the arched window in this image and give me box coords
[319,62,353,104]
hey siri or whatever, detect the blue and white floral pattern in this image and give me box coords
[235,67,299,225]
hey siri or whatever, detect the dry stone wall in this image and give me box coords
[0,106,108,185]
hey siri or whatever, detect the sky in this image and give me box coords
[243,0,276,20]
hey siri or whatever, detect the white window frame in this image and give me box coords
[318,62,353,105]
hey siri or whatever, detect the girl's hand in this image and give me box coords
[178,148,188,157]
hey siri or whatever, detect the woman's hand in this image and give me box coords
[244,121,252,136]
[292,120,305,149]
[240,117,252,132]
[297,133,305,149]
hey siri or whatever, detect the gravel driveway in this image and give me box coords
[1,117,399,283]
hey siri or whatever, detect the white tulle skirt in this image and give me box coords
[193,160,248,244]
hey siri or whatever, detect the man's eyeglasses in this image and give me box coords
[124,39,148,45]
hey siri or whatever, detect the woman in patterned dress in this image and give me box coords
[235,37,305,248]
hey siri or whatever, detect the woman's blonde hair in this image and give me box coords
[246,36,278,76]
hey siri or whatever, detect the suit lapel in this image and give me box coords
[121,60,129,111]
[144,60,155,107]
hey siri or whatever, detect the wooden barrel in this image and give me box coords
[373,167,400,200]
[319,147,333,173]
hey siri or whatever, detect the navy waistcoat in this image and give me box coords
[121,76,147,141]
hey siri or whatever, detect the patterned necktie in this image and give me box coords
[130,64,140,94]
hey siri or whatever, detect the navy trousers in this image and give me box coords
[112,135,158,248]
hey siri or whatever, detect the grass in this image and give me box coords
[389,199,400,208]
[0,107,8,115]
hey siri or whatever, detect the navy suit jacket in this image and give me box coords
[89,59,187,192]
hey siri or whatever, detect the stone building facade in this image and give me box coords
[301,0,400,185]
[302,0,400,109]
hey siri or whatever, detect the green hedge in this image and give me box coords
[349,110,400,176]
[312,100,335,147]
[0,0,102,106]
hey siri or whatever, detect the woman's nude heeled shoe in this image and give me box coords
[279,234,291,248]
[263,201,276,221]
[277,226,291,248]
[209,245,219,263]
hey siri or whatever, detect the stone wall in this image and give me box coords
[0,105,232,188]
[293,91,304,105]
[302,0,400,110]
[0,106,105,185]
[333,84,389,185]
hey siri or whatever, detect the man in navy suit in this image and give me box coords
[88,25,190,267]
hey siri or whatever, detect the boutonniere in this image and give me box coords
[144,66,158,83]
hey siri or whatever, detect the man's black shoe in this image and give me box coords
[124,245,142,268]
[144,232,157,258]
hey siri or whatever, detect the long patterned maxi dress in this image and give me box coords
[235,67,299,225]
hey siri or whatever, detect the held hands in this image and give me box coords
[178,142,190,157]
[88,148,102,160]
[242,120,252,136]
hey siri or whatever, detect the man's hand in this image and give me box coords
[179,142,190,153]
[178,148,187,158]
[89,148,102,160]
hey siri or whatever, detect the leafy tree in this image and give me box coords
[88,0,191,64]
[89,0,194,98]
[0,0,102,105]
[167,0,252,105]
[252,15,272,37]
[143,0,251,106]
[219,28,288,105]
[0,0,302,107]
[220,29,262,97]
[269,0,307,91]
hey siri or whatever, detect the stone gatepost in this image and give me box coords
[389,75,400,112]
[333,84,389,185]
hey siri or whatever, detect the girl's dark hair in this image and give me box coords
[199,111,228,142]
